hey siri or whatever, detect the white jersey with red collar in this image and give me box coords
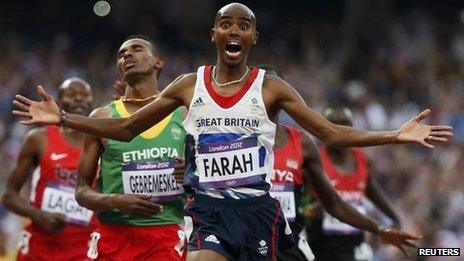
[183,65,276,199]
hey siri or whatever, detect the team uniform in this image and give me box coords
[18,125,96,261]
[271,125,314,261]
[88,100,186,260]
[183,66,294,260]
[307,148,369,261]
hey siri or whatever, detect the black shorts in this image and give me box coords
[184,193,294,260]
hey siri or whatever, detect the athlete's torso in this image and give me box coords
[98,99,186,226]
[183,66,276,199]
[270,125,304,222]
[31,125,95,236]
[318,148,369,237]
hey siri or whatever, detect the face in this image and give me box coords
[58,82,93,116]
[117,38,164,79]
[211,4,259,66]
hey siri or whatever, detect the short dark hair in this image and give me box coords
[260,64,284,79]
[124,34,162,57]
[122,35,163,78]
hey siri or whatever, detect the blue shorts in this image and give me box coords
[184,193,294,260]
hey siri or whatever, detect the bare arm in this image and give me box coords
[75,107,165,217]
[301,135,380,234]
[14,74,196,142]
[267,76,452,148]
[2,129,44,219]
[1,129,67,233]
[366,160,401,228]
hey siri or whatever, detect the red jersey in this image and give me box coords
[318,148,369,235]
[270,125,304,221]
[29,125,95,236]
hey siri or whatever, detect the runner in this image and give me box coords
[3,78,96,260]
[305,106,402,260]
[263,66,400,261]
[13,3,452,260]
[75,36,186,260]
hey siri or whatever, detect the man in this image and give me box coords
[264,67,400,261]
[13,3,452,260]
[304,106,402,260]
[3,78,95,260]
[76,35,186,260]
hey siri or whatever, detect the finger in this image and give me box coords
[415,109,431,122]
[12,110,31,117]
[420,140,435,149]
[20,119,36,125]
[398,245,410,257]
[430,131,453,137]
[402,240,419,248]
[13,100,30,111]
[431,125,453,131]
[15,95,33,105]
[132,208,155,218]
[37,85,52,101]
[427,137,447,142]
[136,199,164,211]
[137,205,163,216]
[400,233,422,240]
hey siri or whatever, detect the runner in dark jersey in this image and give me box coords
[2,78,96,260]
[76,36,186,260]
[14,3,452,260]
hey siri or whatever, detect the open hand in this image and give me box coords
[13,85,61,125]
[33,211,67,234]
[396,109,453,148]
[378,227,421,256]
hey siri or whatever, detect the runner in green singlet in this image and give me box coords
[76,35,187,260]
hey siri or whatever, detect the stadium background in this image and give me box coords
[0,0,463,260]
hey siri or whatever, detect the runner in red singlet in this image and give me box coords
[2,78,96,260]
[306,106,402,261]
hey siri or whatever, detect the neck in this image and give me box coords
[214,60,249,83]
[124,74,159,99]
[60,127,84,144]
[327,147,349,162]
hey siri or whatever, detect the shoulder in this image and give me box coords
[89,105,112,118]
[170,73,197,88]
[25,127,46,141]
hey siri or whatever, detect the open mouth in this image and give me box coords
[225,42,243,58]
[124,61,136,70]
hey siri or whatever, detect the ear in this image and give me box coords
[211,28,215,43]
[154,57,165,70]
[253,31,259,45]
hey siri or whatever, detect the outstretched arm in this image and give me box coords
[269,77,452,148]
[76,108,164,217]
[13,74,195,142]
[301,134,420,255]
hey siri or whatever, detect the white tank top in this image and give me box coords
[183,66,276,199]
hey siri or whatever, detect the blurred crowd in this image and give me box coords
[0,1,463,260]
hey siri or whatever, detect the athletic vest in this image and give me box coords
[319,148,369,235]
[98,100,186,226]
[31,125,95,236]
[270,125,304,221]
[183,66,276,199]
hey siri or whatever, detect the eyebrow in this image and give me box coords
[117,43,145,56]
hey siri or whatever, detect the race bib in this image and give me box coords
[41,184,93,226]
[197,137,261,188]
[270,184,296,221]
[322,204,366,235]
[122,159,184,202]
